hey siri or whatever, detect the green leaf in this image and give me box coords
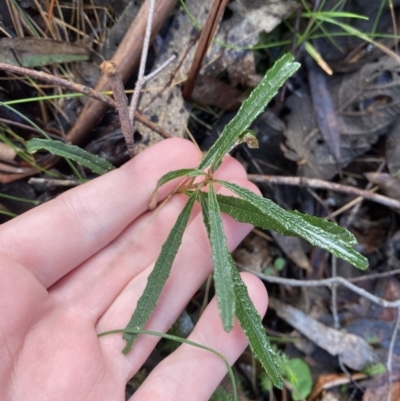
[230,262,283,388]
[198,53,300,172]
[149,168,205,209]
[207,183,236,331]
[217,181,368,270]
[122,189,200,354]
[214,193,356,247]
[289,210,356,244]
[199,192,211,235]
[285,358,312,401]
[26,138,115,175]
[215,193,293,234]
[154,168,206,192]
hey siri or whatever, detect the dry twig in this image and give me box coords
[0,62,171,141]
[128,0,156,125]
[248,174,400,210]
[182,0,230,100]
[66,0,177,145]
[101,61,135,157]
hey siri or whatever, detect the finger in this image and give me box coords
[97,178,262,378]
[50,156,249,322]
[129,273,268,401]
[0,138,200,288]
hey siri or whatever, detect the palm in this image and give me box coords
[0,139,268,401]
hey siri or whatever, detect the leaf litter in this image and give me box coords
[1,0,400,400]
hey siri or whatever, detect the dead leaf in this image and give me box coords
[363,381,400,401]
[191,74,242,110]
[385,119,400,175]
[365,172,400,201]
[271,232,312,271]
[309,372,366,401]
[269,298,379,370]
[284,55,400,179]
[0,38,88,67]
[233,232,271,274]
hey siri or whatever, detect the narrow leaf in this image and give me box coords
[26,138,115,175]
[289,210,356,244]
[198,53,300,171]
[150,168,205,209]
[207,183,236,331]
[214,193,356,245]
[122,189,199,353]
[199,191,211,235]
[154,168,205,192]
[215,193,294,235]
[230,260,283,388]
[217,181,368,270]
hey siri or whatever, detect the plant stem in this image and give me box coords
[101,61,136,157]
[128,0,156,125]
[248,175,400,210]
[0,62,171,140]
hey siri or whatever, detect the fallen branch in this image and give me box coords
[239,264,400,309]
[0,62,171,141]
[248,174,400,210]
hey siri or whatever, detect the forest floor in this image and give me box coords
[0,0,400,400]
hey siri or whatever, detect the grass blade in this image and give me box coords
[26,138,115,175]
[207,183,236,331]
[217,181,368,270]
[230,262,283,388]
[122,188,200,354]
[198,53,300,172]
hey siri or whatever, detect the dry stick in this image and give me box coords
[248,174,400,210]
[0,62,171,140]
[144,54,177,82]
[349,268,400,282]
[142,36,198,111]
[66,0,177,145]
[331,256,340,330]
[387,306,400,401]
[238,265,400,309]
[182,0,230,100]
[128,0,156,125]
[0,62,116,108]
[345,162,386,228]
[28,177,80,187]
[101,61,136,157]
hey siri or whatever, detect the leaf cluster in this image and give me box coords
[23,53,368,388]
[119,53,368,388]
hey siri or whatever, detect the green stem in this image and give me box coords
[98,328,238,401]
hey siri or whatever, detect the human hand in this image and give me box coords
[0,138,268,401]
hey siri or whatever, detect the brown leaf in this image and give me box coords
[309,372,366,401]
[363,381,400,401]
[191,75,242,111]
[269,298,379,370]
[365,172,400,201]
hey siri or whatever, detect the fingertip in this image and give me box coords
[121,138,201,174]
[214,155,248,181]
